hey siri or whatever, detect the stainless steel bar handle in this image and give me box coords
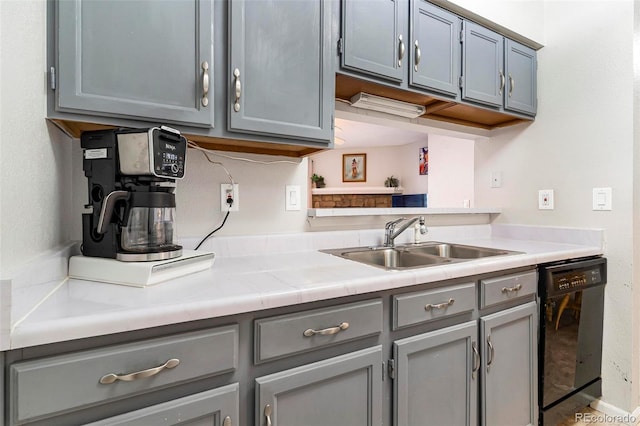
[472,342,480,379]
[201,61,209,107]
[414,40,421,72]
[499,70,506,95]
[398,35,405,67]
[99,358,180,384]
[264,404,272,426]
[486,336,495,372]
[425,298,454,311]
[303,322,349,337]
[501,283,522,293]
[233,68,242,112]
[508,73,514,97]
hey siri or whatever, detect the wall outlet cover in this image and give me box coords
[538,189,554,210]
[220,183,239,212]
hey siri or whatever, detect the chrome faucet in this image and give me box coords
[384,216,427,247]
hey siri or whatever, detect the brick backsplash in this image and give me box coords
[312,194,392,208]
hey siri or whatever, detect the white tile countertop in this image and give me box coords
[1,224,604,350]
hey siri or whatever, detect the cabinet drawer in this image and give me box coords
[9,325,238,424]
[480,270,537,308]
[393,283,476,329]
[254,299,383,363]
[86,384,239,426]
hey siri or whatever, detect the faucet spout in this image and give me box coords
[384,216,427,247]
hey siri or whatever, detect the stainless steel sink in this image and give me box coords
[322,242,521,270]
[337,247,452,269]
[405,242,516,259]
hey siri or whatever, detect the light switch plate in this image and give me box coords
[593,187,612,211]
[285,185,301,211]
[538,189,554,210]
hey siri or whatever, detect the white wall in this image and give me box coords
[471,0,636,412]
[0,1,75,277]
[449,0,545,43]
[428,135,474,208]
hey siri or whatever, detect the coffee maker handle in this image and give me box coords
[97,191,130,234]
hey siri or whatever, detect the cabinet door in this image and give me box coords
[86,384,239,426]
[341,0,408,82]
[461,21,504,107]
[255,346,383,426]
[55,0,214,127]
[393,321,478,426]
[505,39,537,115]
[481,302,538,426]
[229,0,333,143]
[409,1,461,98]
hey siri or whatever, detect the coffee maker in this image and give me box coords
[80,126,186,261]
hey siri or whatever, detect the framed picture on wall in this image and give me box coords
[343,153,366,182]
[419,147,428,175]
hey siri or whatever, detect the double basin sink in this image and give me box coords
[322,242,521,270]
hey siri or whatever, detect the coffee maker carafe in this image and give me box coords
[81,126,187,261]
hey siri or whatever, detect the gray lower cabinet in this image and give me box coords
[85,384,239,426]
[8,325,238,425]
[480,301,538,426]
[228,0,334,142]
[393,321,478,426]
[255,346,383,426]
[54,0,214,127]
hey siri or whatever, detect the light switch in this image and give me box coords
[593,187,612,211]
[286,185,301,211]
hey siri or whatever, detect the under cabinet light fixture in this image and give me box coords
[349,92,426,118]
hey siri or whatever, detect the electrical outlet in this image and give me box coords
[220,183,239,212]
[538,189,554,210]
[490,171,503,188]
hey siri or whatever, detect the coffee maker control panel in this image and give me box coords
[151,127,186,179]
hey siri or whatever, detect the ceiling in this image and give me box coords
[334,118,430,148]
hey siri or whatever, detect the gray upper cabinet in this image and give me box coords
[480,301,538,426]
[461,20,504,108]
[341,0,408,82]
[55,0,214,127]
[228,0,333,143]
[255,346,383,426]
[409,0,461,98]
[393,321,478,426]
[505,39,537,115]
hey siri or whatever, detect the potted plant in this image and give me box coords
[311,173,326,188]
[384,175,399,188]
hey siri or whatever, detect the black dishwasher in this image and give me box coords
[538,256,607,425]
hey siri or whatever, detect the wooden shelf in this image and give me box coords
[311,186,403,195]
